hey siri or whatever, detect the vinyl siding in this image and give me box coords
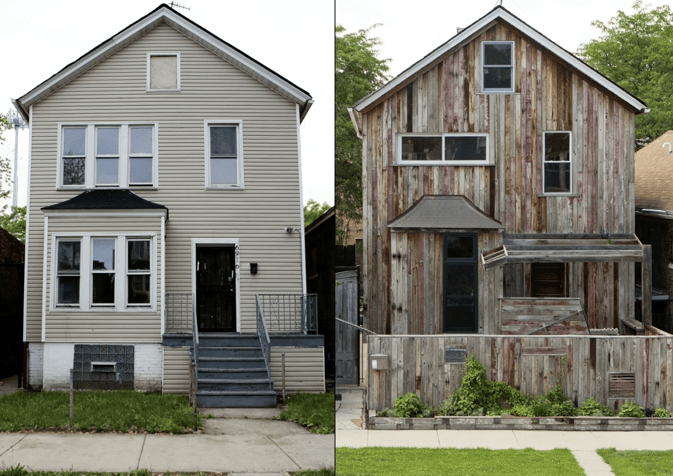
[45,215,163,342]
[163,346,191,394]
[26,22,304,341]
[270,347,325,393]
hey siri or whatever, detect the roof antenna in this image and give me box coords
[663,142,672,154]
[170,2,191,10]
[495,0,503,6]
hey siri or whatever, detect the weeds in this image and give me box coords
[276,392,334,434]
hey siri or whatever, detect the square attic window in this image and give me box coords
[147,53,180,91]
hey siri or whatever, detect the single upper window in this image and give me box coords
[57,240,81,305]
[482,41,514,93]
[398,133,488,165]
[58,124,158,189]
[205,121,244,188]
[543,132,572,194]
[147,53,180,91]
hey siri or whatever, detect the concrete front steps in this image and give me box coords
[195,334,276,408]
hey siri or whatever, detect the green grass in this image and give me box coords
[291,469,335,476]
[275,392,335,434]
[336,447,585,476]
[598,448,673,475]
[0,390,200,433]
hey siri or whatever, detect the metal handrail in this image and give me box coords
[336,317,377,335]
[191,294,199,394]
[256,295,272,377]
[256,294,318,334]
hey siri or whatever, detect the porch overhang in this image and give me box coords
[481,234,645,269]
[388,195,504,232]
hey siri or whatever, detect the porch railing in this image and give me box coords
[256,295,271,376]
[255,294,318,334]
[164,293,193,334]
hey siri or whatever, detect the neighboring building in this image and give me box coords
[14,4,324,406]
[635,130,673,332]
[0,227,24,380]
[349,7,669,412]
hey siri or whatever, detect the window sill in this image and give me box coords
[57,186,159,191]
[50,307,157,313]
[395,162,495,167]
[477,92,519,95]
[206,186,245,191]
[538,193,577,198]
[146,89,181,93]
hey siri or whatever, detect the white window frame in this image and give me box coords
[94,127,121,187]
[204,120,245,189]
[482,41,515,93]
[542,131,573,196]
[57,123,159,190]
[146,52,181,92]
[51,233,157,312]
[126,238,152,308]
[396,133,491,166]
[90,237,117,308]
[55,238,82,307]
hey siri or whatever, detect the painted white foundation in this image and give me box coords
[43,343,75,390]
[28,343,44,389]
[134,344,163,392]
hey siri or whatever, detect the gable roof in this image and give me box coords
[43,189,167,213]
[388,195,504,232]
[352,6,647,114]
[635,130,673,212]
[13,4,313,123]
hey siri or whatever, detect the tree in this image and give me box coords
[578,1,673,144]
[0,113,11,208]
[335,24,389,244]
[0,206,26,243]
[303,199,331,227]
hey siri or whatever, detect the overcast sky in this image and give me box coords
[0,0,334,209]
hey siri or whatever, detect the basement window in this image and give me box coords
[147,53,180,91]
[91,362,116,373]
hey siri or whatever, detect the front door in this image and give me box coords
[336,269,359,385]
[443,234,478,333]
[196,247,236,332]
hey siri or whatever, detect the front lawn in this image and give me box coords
[598,448,673,475]
[336,447,585,476]
[276,392,334,434]
[0,390,200,433]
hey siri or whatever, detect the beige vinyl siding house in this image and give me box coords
[16,5,324,402]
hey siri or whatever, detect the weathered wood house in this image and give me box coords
[349,7,673,412]
[14,4,325,406]
[350,5,651,338]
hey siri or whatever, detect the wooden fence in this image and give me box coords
[367,335,673,412]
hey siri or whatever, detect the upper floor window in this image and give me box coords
[59,123,158,189]
[147,53,180,91]
[205,121,244,189]
[482,41,514,93]
[543,132,572,194]
[398,133,488,165]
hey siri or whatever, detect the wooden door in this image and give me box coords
[531,263,566,297]
[336,269,359,385]
[196,247,236,332]
[443,234,478,333]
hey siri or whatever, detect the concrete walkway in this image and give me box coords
[0,405,334,474]
[335,386,673,475]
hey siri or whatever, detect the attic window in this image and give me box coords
[482,41,514,93]
[147,53,180,91]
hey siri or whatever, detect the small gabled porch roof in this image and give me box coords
[42,189,168,219]
[388,195,504,232]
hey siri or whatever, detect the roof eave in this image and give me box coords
[353,6,647,114]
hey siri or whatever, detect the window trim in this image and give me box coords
[57,123,159,190]
[482,41,515,93]
[56,239,82,307]
[542,131,573,196]
[396,132,490,166]
[51,233,157,312]
[126,238,152,308]
[90,237,117,307]
[146,52,181,92]
[94,127,121,187]
[204,120,245,189]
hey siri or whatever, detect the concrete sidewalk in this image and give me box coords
[0,407,334,474]
[335,386,673,476]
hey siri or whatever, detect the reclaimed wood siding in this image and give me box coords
[362,21,637,335]
[25,23,305,341]
[367,335,673,412]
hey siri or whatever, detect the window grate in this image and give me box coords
[445,347,467,364]
[609,372,636,398]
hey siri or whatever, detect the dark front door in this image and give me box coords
[443,234,478,333]
[336,269,359,385]
[196,247,236,332]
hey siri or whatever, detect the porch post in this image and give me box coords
[642,244,652,328]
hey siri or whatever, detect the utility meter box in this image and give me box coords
[370,354,389,371]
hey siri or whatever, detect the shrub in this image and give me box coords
[377,408,396,417]
[653,408,671,418]
[393,393,425,418]
[579,398,614,417]
[617,401,646,418]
